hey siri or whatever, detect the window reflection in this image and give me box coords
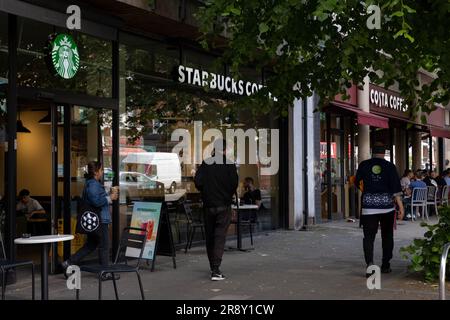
[119,37,280,247]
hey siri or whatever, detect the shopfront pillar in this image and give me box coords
[357,76,371,162]
[411,131,422,170]
[395,127,406,175]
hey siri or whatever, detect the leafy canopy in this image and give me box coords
[196,0,450,118]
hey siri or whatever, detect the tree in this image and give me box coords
[196,0,450,119]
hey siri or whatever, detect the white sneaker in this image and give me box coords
[211,272,226,281]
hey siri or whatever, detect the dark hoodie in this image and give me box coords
[194,155,239,208]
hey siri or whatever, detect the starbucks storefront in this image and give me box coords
[0,1,288,276]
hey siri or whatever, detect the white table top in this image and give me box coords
[232,204,259,210]
[15,234,74,244]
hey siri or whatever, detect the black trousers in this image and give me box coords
[69,223,110,266]
[361,211,395,267]
[203,206,231,272]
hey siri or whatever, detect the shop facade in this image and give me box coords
[0,0,289,271]
[319,75,450,222]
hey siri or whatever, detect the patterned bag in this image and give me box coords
[361,192,394,209]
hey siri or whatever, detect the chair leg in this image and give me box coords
[136,271,145,300]
[184,225,191,253]
[1,267,5,300]
[200,226,205,240]
[189,227,196,250]
[98,273,103,300]
[250,224,253,246]
[31,264,35,300]
[112,273,119,300]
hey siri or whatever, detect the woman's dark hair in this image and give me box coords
[84,161,102,180]
[402,169,412,177]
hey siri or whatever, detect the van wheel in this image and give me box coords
[169,182,176,194]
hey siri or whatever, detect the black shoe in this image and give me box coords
[61,260,71,279]
[381,264,392,274]
[366,263,375,278]
[101,273,120,281]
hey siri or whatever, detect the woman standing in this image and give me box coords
[62,161,119,280]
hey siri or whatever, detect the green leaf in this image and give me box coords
[404,33,415,43]
[229,7,241,15]
[431,255,440,264]
[421,115,427,124]
[259,23,269,34]
[402,4,416,14]
[393,29,406,39]
[391,11,404,17]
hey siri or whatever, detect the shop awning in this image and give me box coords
[430,128,450,139]
[329,102,389,129]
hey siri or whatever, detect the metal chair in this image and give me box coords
[0,227,35,300]
[441,185,449,207]
[426,185,439,217]
[183,202,205,253]
[76,227,148,300]
[410,187,428,221]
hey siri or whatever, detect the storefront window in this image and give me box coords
[119,35,280,245]
[0,12,6,239]
[0,12,7,82]
[17,17,112,97]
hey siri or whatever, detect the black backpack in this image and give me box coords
[75,186,102,235]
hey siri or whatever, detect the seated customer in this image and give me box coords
[16,189,45,219]
[423,170,438,187]
[444,169,450,185]
[435,170,447,186]
[410,172,427,191]
[242,177,262,209]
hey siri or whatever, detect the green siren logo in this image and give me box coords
[50,34,79,79]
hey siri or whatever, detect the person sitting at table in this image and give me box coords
[16,189,45,219]
[423,170,438,187]
[443,169,450,185]
[16,189,46,235]
[435,170,447,186]
[405,171,427,220]
[400,169,413,196]
[242,177,262,209]
[410,171,427,190]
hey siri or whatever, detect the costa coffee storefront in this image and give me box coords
[369,83,448,175]
[319,82,450,221]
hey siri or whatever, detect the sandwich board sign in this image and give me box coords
[126,202,162,260]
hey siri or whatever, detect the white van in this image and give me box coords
[122,152,182,193]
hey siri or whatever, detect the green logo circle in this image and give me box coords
[372,165,382,174]
[51,34,80,79]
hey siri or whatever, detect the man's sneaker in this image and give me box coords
[211,272,226,281]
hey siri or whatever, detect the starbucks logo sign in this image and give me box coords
[50,34,80,79]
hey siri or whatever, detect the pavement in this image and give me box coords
[3,216,449,300]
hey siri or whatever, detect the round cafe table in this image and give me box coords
[15,234,74,300]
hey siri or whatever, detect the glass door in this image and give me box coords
[61,105,113,262]
[329,129,345,219]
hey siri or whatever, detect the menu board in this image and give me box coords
[126,202,162,261]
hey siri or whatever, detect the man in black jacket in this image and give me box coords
[355,143,404,277]
[194,139,239,281]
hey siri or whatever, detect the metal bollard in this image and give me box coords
[439,243,450,300]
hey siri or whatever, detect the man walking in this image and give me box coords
[355,143,404,277]
[194,139,239,281]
